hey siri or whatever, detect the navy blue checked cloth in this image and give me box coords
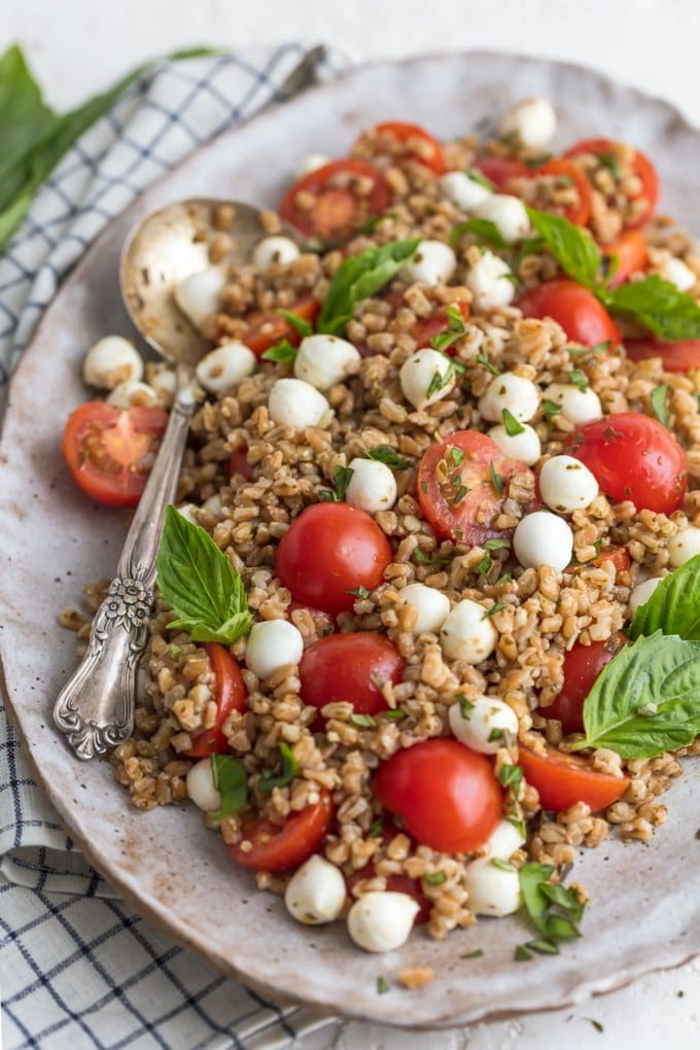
[0,44,351,1050]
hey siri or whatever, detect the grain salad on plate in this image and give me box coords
[61,97,700,965]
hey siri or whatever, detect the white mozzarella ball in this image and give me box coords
[195,341,256,394]
[464,858,522,917]
[346,892,420,953]
[629,576,662,616]
[399,347,455,409]
[174,268,226,329]
[295,152,332,178]
[478,372,540,423]
[448,695,518,754]
[440,599,497,664]
[440,170,493,211]
[268,378,332,428]
[544,383,603,426]
[513,511,574,571]
[106,381,159,409]
[484,819,526,861]
[498,97,557,150]
[186,758,222,812]
[252,235,301,272]
[202,494,223,516]
[664,257,696,293]
[668,526,700,568]
[146,363,177,407]
[465,250,516,311]
[539,455,599,514]
[284,855,346,925]
[293,334,360,391]
[474,194,530,244]
[83,336,144,390]
[399,240,456,285]
[245,620,304,679]
[345,458,398,513]
[488,423,541,466]
[399,583,451,634]
[176,503,199,526]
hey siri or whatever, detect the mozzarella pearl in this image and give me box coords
[539,455,599,514]
[346,892,420,953]
[295,152,332,178]
[474,194,530,244]
[399,240,456,285]
[293,334,360,391]
[485,819,526,861]
[668,526,700,567]
[544,383,603,426]
[440,599,497,664]
[202,494,223,517]
[245,620,304,679]
[268,378,332,428]
[195,341,256,394]
[106,381,159,409]
[399,347,455,409]
[498,97,557,150]
[488,423,542,466]
[83,336,144,390]
[345,458,398,513]
[399,583,451,634]
[284,855,346,925]
[465,250,516,311]
[478,372,540,423]
[664,257,696,293]
[513,511,574,571]
[448,695,518,755]
[174,268,226,329]
[252,235,300,272]
[439,170,493,211]
[176,503,199,526]
[629,576,662,616]
[146,362,177,407]
[464,858,522,917]
[186,758,222,812]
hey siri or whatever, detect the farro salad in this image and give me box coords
[61,97,700,971]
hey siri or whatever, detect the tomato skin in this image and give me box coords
[374,739,503,854]
[275,503,393,615]
[229,446,254,481]
[518,279,622,349]
[626,337,700,373]
[603,230,647,288]
[534,158,592,226]
[184,643,247,758]
[411,301,470,350]
[226,792,334,873]
[62,402,168,507]
[594,546,631,575]
[564,412,688,514]
[299,632,404,722]
[519,745,630,813]
[473,156,530,190]
[278,159,390,240]
[417,430,536,545]
[540,632,628,735]
[564,137,659,228]
[368,120,446,174]
[243,297,320,359]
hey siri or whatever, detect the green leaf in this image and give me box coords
[450,218,509,249]
[484,599,508,619]
[318,464,354,503]
[604,274,700,341]
[484,538,510,551]
[430,304,470,352]
[568,369,589,392]
[651,383,670,427]
[490,857,516,872]
[573,631,700,758]
[362,444,410,470]
[261,339,298,363]
[423,870,447,885]
[519,863,584,943]
[465,167,496,190]
[499,763,524,794]
[630,555,700,641]
[277,309,313,338]
[475,350,500,375]
[258,743,299,792]
[211,755,248,820]
[488,460,504,496]
[350,712,376,727]
[502,407,525,436]
[156,505,253,645]
[377,976,391,994]
[317,239,421,336]
[525,206,601,291]
[460,948,484,959]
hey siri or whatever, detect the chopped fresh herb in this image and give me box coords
[424,870,447,886]
[499,763,524,794]
[426,367,450,400]
[542,398,562,427]
[496,573,512,586]
[450,218,509,250]
[484,538,510,551]
[569,369,589,392]
[413,548,450,567]
[586,1019,605,1034]
[359,212,395,234]
[377,976,391,995]
[368,820,383,838]
[258,742,299,792]
[465,167,496,190]
[568,340,611,356]
[488,460,505,497]
[458,693,475,719]
[319,464,355,502]
[505,804,527,838]
[362,444,410,470]
[421,480,429,494]
[502,407,525,436]
[518,863,585,945]
[430,303,470,353]
[484,600,508,619]
[477,553,492,576]
[526,938,559,955]
[651,383,670,427]
[261,339,298,363]
[460,948,484,959]
[347,585,370,600]
[211,755,248,820]
[449,445,466,466]
[488,727,505,743]
[598,151,623,181]
[381,708,406,720]
[490,857,516,872]
[167,643,184,660]
[523,153,553,168]
[277,308,313,338]
[475,351,500,375]
[514,944,533,962]
[453,483,469,505]
[350,713,377,728]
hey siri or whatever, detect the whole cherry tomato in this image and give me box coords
[539,632,628,735]
[299,632,404,722]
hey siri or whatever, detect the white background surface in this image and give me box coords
[3,1,700,1047]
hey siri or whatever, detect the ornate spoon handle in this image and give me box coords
[53,378,196,760]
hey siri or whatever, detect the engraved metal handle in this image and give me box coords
[53,372,196,760]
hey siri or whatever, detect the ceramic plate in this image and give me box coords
[2,51,700,1028]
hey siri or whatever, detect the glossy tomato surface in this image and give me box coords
[367,120,446,174]
[534,158,592,226]
[603,229,647,288]
[275,503,393,615]
[564,412,688,514]
[518,280,621,349]
[565,137,659,228]
[243,297,319,358]
[227,792,334,873]
[540,632,627,735]
[626,337,700,373]
[299,632,404,721]
[519,745,629,813]
[374,739,503,854]
[185,643,247,758]
[229,446,254,481]
[472,156,530,190]
[278,159,390,240]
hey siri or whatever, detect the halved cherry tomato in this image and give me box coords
[538,632,627,736]
[518,279,622,349]
[417,430,536,545]
[362,120,446,174]
[594,546,631,575]
[226,791,334,873]
[564,412,688,514]
[299,632,404,723]
[229,446,254,481]
[411,300,471,350]
[275,503,393,615]
[519,745,630,813]
[472,156,530,191]
[184,643,247,759]
[243,297,320,359]
[278,159,390,241]
[375,739,502,854]
[564,137,659,228]
[533,158,592,227]
[603,229,647,288]
[626,337,700,373]
[62,401,168,507]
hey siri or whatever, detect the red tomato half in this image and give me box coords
[518,279,622,349]
[227,792,334,873]
[411,300,471,350]
[593,546,631,575]
[519,745,630,813]
[62,402,168,507]
[472,156,530,191]
[243,297,320,358]
[417,430,536,545]
[564,137,659,228]
[603,230,647,288]
[229,446,254,481]
[539,632,627,735]
[365,120,446,174]
[185,643,247,758]
[375,739,503,854]
[275,503,393,615]
[626,337,700,373]
[299,632,404,722]
[564,412,688,514]
[278,159,390,240]
[534,158,592,226]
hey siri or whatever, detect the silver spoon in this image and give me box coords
[53,198,300,759]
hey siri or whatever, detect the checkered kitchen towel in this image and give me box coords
[0,44,350,1050]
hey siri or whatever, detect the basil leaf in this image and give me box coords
[519,863,584,942]
[318,464,354,502]
[502,408,525,436]
[261,339,297,362]
[277,309,313,338]
[604,274,700,341]
[573,631,700,758]
[156,505,253,644]
[525,206,600,291]
[650,383,670,427]
[211,755,248,820]
[430,304,470,353]
[630,556,700,641]
[317,239,422,336]
[465,167,496,190]
[258,743,299,792]
[450,218,509,249]
[362,445,410,470]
